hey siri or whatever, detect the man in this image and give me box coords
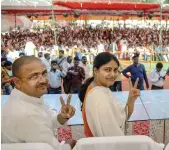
[122,54,149,90]
[6,46,19,63]
[1,61,13,95]
[41,53,51,72]
[1,50,7,59]
[79,56,91,83]
[48,60,65,94]
[120,37,128,59]
[67,57,85,93]
[97,40,105,53]
[62,56,74,76]
[38,52,44,60]
[149,62,165,90]
[1,56,76,149]
[62,56,74,94]
[1,57,7,67]
[55,50,66,68]
[24,38,36,56]
[109,39,118,58]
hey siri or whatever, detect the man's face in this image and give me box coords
[46,55,50,60]
[67,57,72,64]
[38,53,43,58]
[156,67,162,72]
[6,65,12,70]
[14,61,48,98]
[74,60,79,67]
[59,52,64,58]
[132,57,139,65]
[52,63,59,70]
[1,61,6,66]
[82,57,87,64]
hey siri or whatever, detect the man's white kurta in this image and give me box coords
[85,86,126,137]
[1,88,69,150]
[24,41,36,56]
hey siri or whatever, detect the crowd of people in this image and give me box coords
[1,25,169,95]
[1,47,169,96]
[1,25,169,63]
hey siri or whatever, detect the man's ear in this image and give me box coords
[13,77,21,89]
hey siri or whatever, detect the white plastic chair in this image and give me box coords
[73,135,164,150]
[165,143,169,150]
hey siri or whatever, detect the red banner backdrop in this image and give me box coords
[54,2,160,11]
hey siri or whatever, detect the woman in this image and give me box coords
[79,52,140,137]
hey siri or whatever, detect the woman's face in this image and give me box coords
[94,60,119,87]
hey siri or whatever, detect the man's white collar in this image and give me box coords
[11,88,44,105]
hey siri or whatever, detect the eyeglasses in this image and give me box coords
[19,72,48,81]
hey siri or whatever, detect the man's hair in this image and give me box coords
[19,52,25,56]
[59,50,64,54]
[12,56,41,77]
[38,52,43,55]
[132,53,139,59]
[51,60,58,65]
[1,50,5,54]
[1,57,7,62]
[156,62,163,69]
[67,56,72,60]
[4,61,12,67]
[82,56,87,59]
[44,53,50,58]
[74,56,80,61]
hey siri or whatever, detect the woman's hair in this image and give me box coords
[78,52,119,104]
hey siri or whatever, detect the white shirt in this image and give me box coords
[7,70,13,77]
[41,58,51,72]
[79,62,91,82]
[48,70,65,88]
[6,51,19,63]
[24,41,36,56]
[149,69,165,87]
[86,86,126,137]
[62,61,74,76]
[97,43,105,53]
[1,88,70,150]
[56,57,67,67]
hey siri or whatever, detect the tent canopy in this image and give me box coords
[1,0,169,15]
[1,15,32,32]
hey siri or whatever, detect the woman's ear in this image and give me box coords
[93,68,97,77]
[13,77,21,89]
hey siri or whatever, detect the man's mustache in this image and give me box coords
[36,83,48,88]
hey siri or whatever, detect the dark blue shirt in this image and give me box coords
[122,64,149,90]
